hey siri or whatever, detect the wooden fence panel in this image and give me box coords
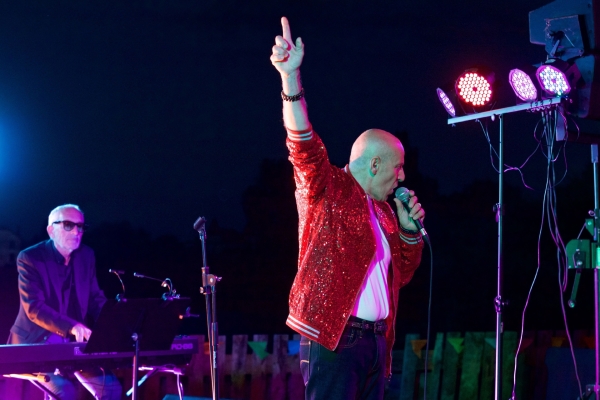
[187,334,208,397]
[249,334,268,400]
[515,333,528,400]
[230,334,248,399]
[0,330,590,400]
[400,333,421,400]
[426,332,445,400]
[533,330,552,400]
[501,331,517,400]
[458,331,484,400]
[269,334,288,400]
[440,332,462,400]
[288,334,304,399]
[478,331,495,400]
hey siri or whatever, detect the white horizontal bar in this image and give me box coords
[447,97,565,124]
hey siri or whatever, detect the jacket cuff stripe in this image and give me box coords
[287,315,320,338]
[287,131,313,142]
[399,232,422,245]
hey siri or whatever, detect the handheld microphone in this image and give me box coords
[394,187,429,244]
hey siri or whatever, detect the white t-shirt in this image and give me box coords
[351,195,390,321]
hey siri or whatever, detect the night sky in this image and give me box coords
[1,0,594,242]
[2,0,600,342]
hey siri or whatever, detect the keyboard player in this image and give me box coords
[7,204,122,400]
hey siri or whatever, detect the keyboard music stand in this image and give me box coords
[84,298,191,400]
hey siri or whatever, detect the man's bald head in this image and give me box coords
[348,129,406,201]
[349,129,404,170]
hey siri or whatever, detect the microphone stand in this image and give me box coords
[591,144,600,400]
[194,216,221,400]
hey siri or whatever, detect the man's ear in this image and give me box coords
[47,225,54,239]
[369,157,380,177]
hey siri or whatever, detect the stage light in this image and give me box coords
[530,0,600,119]
[455,69,494,108]
[436,88,456,117]
[509,69,538,101]
[536,63,571,96]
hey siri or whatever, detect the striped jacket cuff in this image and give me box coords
[286,125,313,142]
[399,231,422,245]
[287,314,320,340]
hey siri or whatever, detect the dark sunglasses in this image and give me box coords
[52,220,87,232]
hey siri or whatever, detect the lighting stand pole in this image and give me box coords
[495,113,505,400]
[448,97,563,400]
[592,144,600,399]
[194,216,221,400]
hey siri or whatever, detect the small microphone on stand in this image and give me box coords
[133,273,179,300]
[194,216,207,241]
[109,269,124,275]
[193,216,206,232]
[108,269,127,301]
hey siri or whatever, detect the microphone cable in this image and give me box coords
[422,236,434,400]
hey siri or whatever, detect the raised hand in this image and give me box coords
[270,17,304,77]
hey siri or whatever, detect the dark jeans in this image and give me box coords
[40,367,122,400]
[300,322,387,400]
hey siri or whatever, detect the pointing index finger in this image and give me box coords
[281,17,292,45]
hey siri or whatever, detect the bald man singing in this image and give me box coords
[271,18,425,399]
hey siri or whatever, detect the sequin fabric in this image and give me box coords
[286,132,424,377]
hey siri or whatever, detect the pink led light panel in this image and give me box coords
[436,88,456,117]
[456,72,492,106]
[509,69,537,101]
[536,65,571,96]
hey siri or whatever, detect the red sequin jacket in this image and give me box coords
[285,131,424,377]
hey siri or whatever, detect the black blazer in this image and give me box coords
[8,240,106,344]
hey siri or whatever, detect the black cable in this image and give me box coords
[422,240,433,400]
[510,107,583,399]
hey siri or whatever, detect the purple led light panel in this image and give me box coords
[456,72,492,106]
[436,88,456,117]
[508,69,537,101]
[536,65,571,96]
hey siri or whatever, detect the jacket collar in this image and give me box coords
[47,239,79,266]
[344,165,388,206]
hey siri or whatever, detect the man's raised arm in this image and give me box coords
[270,17,311,136]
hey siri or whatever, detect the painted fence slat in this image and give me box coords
[458,331,484,400]
[426,332,445,400]
[478,331,495,400]
[440,332,462,400]
[190,334,209,397]
[249,333,268,400]
[288,334,305,399]
[230,334,248,399]
[269,334,288,400]
[400,333,421,400]
[501,331,518,400]
[533,330,552,400]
